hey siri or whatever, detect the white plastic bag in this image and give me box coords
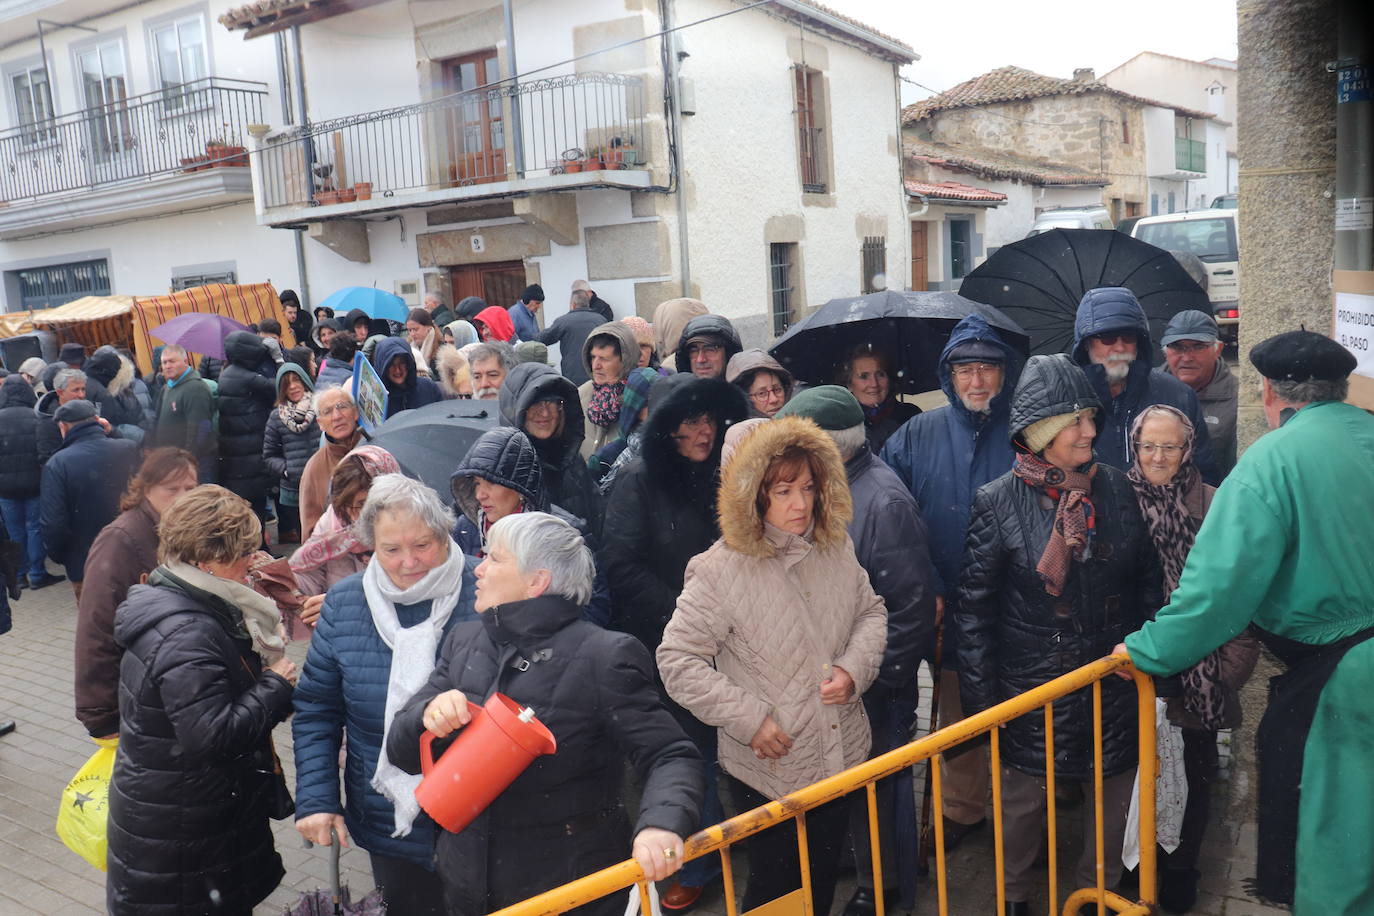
[623,880,663,916]
[1122,698,1187,869]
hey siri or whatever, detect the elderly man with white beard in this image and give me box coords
[468,341,518,401]
[1070,287,1219,484]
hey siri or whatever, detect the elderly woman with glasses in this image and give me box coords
[388,511,703,914]
[106,485,297,915]
[726,349,794,419]
[1126,404,1258,912]
[837,343,918,452]
[299,387,364,536]
[293,474,478,916]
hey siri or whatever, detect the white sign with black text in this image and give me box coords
[1335,291,1374,378]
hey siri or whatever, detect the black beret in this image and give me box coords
[1249,330,1357,382]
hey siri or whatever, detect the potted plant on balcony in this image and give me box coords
[561,149,584,174]
[605,135,639,169]
[354,181,373,201]
[206,127,248,167]
[581,146,604,172]
[181,154,211,173]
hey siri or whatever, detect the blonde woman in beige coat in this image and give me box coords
[658,416,887,916]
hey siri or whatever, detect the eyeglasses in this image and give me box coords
[528,400,564,415]
[750,386,785,402]
[950,363,1002,379]
[1167,341,1215,354]
[671,415,716,439]
[1137,443,1184,456]
[1093,332,1137,346]
[318,402,356,417]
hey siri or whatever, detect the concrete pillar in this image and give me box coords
[1235,0,1338,448]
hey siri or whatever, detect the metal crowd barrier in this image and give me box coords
[492,656,1158,916]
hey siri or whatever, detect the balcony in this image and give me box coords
[254,71,650,227]
[1173,136,1206,174]
[0,77,267,239]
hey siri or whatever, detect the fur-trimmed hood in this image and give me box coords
[640,374,749,472]
[717,415,852,559]
[108,354,136,397]
[434,344,470,399]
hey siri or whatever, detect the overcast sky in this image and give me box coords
[821,0,1239,105]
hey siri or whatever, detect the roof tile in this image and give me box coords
[904,179,1007,203]
[904,138,1108,187]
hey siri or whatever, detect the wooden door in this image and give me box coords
[450,261,526,307]
[443,49,506,185]
[910,222,929,291]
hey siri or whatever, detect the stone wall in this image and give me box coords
[919,92,1148,212]
[1234,0,1338,449]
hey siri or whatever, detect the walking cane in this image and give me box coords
[915,617,944,877]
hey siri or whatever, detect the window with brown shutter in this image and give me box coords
[794,66,826,193]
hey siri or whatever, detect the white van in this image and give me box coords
[1026,207,1113,236]
[1130,209,1240,341]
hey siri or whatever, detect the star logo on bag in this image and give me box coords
[72,791,93,811]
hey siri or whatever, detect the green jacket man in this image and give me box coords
[154,344,218,483]
[1118,330,1374,914]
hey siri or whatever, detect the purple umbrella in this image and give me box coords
[149,312,250,360]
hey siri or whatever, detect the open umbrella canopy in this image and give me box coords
[370,402,499,505]
[769,289,1029,395]
[148,312,249,360]
[316,286,410,323]
[958,228,1210,357]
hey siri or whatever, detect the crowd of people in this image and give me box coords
[0,273,1364,916]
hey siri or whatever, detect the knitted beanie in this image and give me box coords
[774,384,863,431]
[1022,411,1083,454]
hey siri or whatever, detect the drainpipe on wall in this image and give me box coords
[662,0,691,297]
[1333,0,1372,272]
[503,0,525,179]
[289,25,313,309]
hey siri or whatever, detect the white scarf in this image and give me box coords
[162,561,287,665]
[364,539,466,836]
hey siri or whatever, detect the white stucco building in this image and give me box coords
[0,0,915,353]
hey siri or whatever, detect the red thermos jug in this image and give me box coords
[414,692,557,834]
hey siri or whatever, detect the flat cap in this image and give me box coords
[775,384,863,430]
[946,340,1006,364]
[54,399,98,424]
[1249,330,1357,382]
[1161,310,1219,346]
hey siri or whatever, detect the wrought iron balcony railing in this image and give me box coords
[257,71,647,211]
[0,77,267,203]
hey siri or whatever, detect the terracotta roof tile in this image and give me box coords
[904,138,1108,187]
[902,64,1214,123]
[904,179,1007,203]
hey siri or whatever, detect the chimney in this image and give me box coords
[1073,67,1096,82]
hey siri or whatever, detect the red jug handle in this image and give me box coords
[420,731,437,777]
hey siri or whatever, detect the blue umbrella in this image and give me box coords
[315,287,409,322]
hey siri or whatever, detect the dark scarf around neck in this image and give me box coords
[1013,450,1097,597]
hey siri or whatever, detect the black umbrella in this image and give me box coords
[371,403,498,504]
[958,228,1210,358]
[768,289,1029,395]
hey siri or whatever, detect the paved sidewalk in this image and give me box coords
[0,579,1287,915]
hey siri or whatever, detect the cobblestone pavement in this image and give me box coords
[0,577,1287,915]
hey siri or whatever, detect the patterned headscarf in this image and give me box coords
[289,445,401,574]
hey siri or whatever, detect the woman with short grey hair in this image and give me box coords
[387,511,704,915]
[293,473,478,916]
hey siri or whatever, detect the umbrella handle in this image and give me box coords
[330,825,342,906]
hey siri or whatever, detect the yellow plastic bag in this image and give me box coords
[56,737,117,872]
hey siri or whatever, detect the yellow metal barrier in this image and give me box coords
[492,655,1158,916]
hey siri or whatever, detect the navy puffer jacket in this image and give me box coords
[1071,287,1218,483]
[449,426,612,626]
[0,375,41,498]
[217,332,278,502]
[881,314,1023,599]
[261,363,320,491]
[371,336,442,418]
[292,561,479,866]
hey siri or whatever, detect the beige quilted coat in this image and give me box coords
[657,417,888,798]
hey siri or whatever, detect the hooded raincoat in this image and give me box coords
[578,322,640,461]
[725,349,793,418]
[216,331,278,505]
[261,363,321,501]
[370,336,442,418]
[499,363,603,537]
[474,305,517,343]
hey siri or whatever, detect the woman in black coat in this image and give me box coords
[388,511,702,915]
[217,331,278,522]
[499,362,604,538]
[0,374,45,584]
[261,362,320,543]
[107,485,297,916]
[954,354,1162,914]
